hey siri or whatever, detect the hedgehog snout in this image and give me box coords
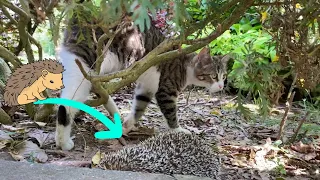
[60,85,65,89]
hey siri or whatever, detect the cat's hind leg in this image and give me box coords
[56,47,92,150]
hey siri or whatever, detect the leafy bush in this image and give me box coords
[209,12,285,117]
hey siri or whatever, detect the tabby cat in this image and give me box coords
[123,47,230,134]
[56,14,165,150]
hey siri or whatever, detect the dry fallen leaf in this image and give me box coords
[2,125,25,133]
[291,141,315,154]
[127,126,155,138]
[210,108,222,116]
[27,129,55,148]
[10,140,48,163]
[0,130,13,150]
[0,140,10,150]
[91,150,104,167]
[34,122,47,127]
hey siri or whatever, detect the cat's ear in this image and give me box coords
[197,47,211,65]
[198,47,210,58]
[221,54,231,65]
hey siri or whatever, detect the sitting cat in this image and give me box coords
[123,47,230,134]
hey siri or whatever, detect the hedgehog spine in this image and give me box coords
[98,132,221,179]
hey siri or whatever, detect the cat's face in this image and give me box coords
[193,48,230,93]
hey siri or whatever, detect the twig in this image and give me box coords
[275,65,299,139]
[75,59,91,80]
[45,0,58,15]
[277,91,296,141]
[45,149,70,157]
[186,87,195,105]
[75,59,109,104]
[289,112,310,143]
[253,1,287,6]
[96,22,131,74]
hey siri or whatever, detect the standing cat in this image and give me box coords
[123,47,230,134]
[56,14,165,150]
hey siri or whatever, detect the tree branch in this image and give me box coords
[71,0,254,108]
[28,33,43,61]
[0,45,22,68]
[1,4,42,61]
[0,0,29,18]
[1,0,35,63]
[90,0,252,83]
[60,0,254,109]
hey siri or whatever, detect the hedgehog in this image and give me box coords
[98,132,221,179]
[3,59,65,106]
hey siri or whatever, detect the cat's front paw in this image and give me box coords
[57,138,74,151]
[55,133,74,150]
[171,126,192,134]
[122,115,137,135]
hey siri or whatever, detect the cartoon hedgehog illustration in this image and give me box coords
[98,132,221,179]
[3,59,65,106]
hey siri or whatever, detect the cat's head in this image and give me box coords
[192,47,231,93]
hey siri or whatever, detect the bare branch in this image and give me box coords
[0,0,29,18]
[277,73,298,140]
[75,59,109,104]
[1,4,18,24]
[289,112,310,143]
[91,0,252,83]
[0,45,22,68]
[1,4,42,61]
[95,34,113,74]
[1,0,35,63]
[70,0,254,107]
[28,33,43,61]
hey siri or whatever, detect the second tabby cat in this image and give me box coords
[123,47,230,134]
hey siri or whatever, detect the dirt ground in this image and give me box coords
[0,86,319,180]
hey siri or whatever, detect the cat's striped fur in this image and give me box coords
[56,9,230,150]
[56,13,165,150]
[123,48,230,134]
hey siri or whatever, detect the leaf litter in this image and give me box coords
[0,87,319,179]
